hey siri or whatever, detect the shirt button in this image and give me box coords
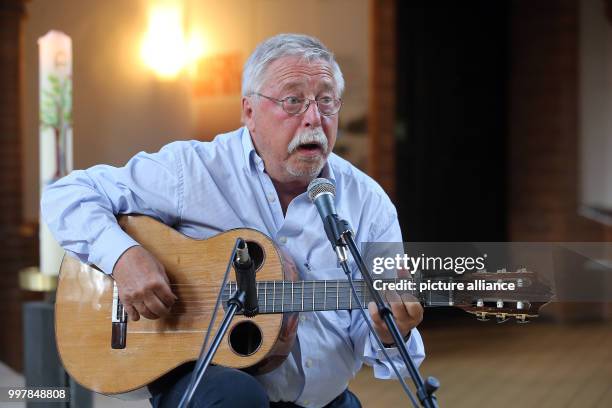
[303,401,309,406]
[305,359,313,368]
[279,236,287,244]
[299,315,306,322]
[267,194,276,203]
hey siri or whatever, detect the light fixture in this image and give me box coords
[140,2,204,79]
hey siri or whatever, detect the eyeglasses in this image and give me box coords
[251,93,342,116]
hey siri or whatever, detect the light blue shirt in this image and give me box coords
[41,127,425,407]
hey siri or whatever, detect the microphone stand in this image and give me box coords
[329,216,440,408]
[177,239,258,408]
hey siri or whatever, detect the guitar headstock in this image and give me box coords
[450,269,553,323]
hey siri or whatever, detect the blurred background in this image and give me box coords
[1,0,611,407]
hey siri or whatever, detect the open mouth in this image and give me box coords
[297,142,323,153]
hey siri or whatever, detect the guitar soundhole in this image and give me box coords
[245,241,265,271]
[229,320,262,357]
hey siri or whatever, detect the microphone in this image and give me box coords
[307,177,337,220]
[233,239,259,317]
[307,178,349,252]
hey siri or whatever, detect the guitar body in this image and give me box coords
[55,215,299,397]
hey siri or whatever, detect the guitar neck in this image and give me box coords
[222,279,452,313]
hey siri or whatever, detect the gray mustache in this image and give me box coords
[287,128,329,154]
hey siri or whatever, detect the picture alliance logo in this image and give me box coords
[371,253,488,275]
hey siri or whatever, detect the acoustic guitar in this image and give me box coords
[55,215,552,399]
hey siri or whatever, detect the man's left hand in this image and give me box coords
[368,292,423,346]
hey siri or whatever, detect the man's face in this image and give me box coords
[242,56,340,186]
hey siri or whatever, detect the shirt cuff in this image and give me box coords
[364,328,425,379]
[89,224,140,274]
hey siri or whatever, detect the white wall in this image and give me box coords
[22,0,369,221]
[580,0,612,210]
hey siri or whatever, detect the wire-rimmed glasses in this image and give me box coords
[251,93,342,116]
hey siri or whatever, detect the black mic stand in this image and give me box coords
[327,216,440,408]
[178,239,258,408]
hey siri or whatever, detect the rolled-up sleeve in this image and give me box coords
[40,142,184,274]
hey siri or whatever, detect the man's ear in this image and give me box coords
[241,96,256,131]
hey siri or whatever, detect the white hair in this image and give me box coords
[242,33,345,97]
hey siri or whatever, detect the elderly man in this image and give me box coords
[42,34,425,408]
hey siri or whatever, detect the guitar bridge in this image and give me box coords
[111,281,127,349]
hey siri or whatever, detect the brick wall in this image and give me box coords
[508,0,603,242]
[368,0,397,200]
[509,0,610,321]
[0,0,39,372]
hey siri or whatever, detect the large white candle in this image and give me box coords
[39,30,73,276]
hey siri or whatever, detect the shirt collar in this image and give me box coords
[319,159,337,187]
[241,126,264,173]
[240,126,337,186]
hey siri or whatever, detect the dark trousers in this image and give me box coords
[150,365,362,408]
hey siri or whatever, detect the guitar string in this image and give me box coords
[105,288,372,298]
[100,295,371,306]
[104,301,432,314]
[108,284,371,291]
[107,286,374,297]
[107,283,425,303]
[102,286,374,309]
[164,279,419,286]
[106,278,473,318]
[100,294,373,307]
[108,280,426,314]
[162,282,418,294]
[111,282,378,294]
[107,289,455,318]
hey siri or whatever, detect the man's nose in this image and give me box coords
[302,100,322,128]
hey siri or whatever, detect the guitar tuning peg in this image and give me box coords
[476,312,490,322]
[515,314,530,324]
[496,313,509,323]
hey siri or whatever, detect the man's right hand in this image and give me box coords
[112,245,177,321]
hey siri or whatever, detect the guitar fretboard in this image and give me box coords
[221,279,449,313]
